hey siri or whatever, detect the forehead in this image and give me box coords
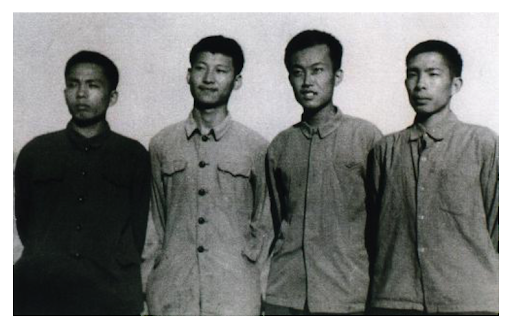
[66,62,107,80]
[291,44,331,67]
[407,52,450,70]
[193,51,234,67]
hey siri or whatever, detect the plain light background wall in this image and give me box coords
[13,13,498,152]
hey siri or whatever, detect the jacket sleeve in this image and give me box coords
[130,146,152,256]
[265,144,285,257]
[14,146,32,246]
[480,135,499,253]
[242,143,273,264]
[365,142,383,265]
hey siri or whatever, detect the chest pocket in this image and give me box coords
[102,165,132,189]
[333,156,366,216]
[217,159,252,199]
[161,159,188,198]
[439,164,481,215]
[32,163,65,183]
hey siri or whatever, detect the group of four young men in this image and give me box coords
[14,29,498,315]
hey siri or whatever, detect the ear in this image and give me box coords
[233,74,242,91]
[334,69,344,86]
[186,68,191,85]
[109,90,118,107]
[450,77,463,96]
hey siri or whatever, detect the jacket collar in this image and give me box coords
[185,110,232,141]
[298,106,343,139]
[409,110,459,142]
[66,121,112,150]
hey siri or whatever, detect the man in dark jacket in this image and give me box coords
[14,51,151,315]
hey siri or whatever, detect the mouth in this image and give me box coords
[199,86,218,93]
[76,104,90,110]
[413,96,431,104]
[300,90,317,100]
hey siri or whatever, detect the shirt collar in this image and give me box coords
[184,110,233,141]
[298,106,343,139]
[66,121,112,150]
[409,110,459,142]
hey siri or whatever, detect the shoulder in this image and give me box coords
[149,120,186,151]
[230,120,269,151]
[342,114,382,135]
[17,130,67,160]
[452,121,498,153]
[340,114,384,147]
[455,121,497,142]
[110,131,148,158]
[373,127,410,151]
[268,124,301,152]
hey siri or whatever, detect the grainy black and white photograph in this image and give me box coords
[12,7,500,322]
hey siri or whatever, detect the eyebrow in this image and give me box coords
[292,62,326,68]
[66,77,104,84]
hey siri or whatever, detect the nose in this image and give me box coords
[415,73,427,90]
[203,68,214,84]
[301,71,313,87]
[77,84,87,98]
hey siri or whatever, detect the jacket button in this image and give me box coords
[201,135,208,142]
[198,188,207,196]
[77,196,85,202]
[80,170,87,176]
[74,252,81,259]
[198,217,205,224]
[197,246,205,253]
[76,224,82,231]
[199,161,206,168]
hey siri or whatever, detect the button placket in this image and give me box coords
[195,132,211,267]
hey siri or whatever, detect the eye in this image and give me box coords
[291,69,303,77]
[66,81,78,88]
[313,67,324,74]
[406,71,418,79]
[216,68,228,74]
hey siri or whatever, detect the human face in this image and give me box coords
[288,44,343,112]
[405,52,462,117]
[65,63,117,126]
[187,52,241,111]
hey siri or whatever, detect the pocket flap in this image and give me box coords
[102,166,131,187]
[32,163,64,182]
[162,159,187,176]
[217,160,251,178]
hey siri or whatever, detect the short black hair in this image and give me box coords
[65,51,119,91]
[189,35,245,75]
[406,40,463,78]
[284,30,343,72]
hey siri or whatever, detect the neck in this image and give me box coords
[303,102,336,127]
[192,104,228,131]
[70,119,108,139]
[415,106,452,130]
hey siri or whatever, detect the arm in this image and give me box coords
[243,144,273,263]
[14,147,32,246]
[141,141,167,276]
[365,144,382,266]
[480,135,499,253]
[265,146,285,257]
[130,146,152,256]
[364,126,383,264]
